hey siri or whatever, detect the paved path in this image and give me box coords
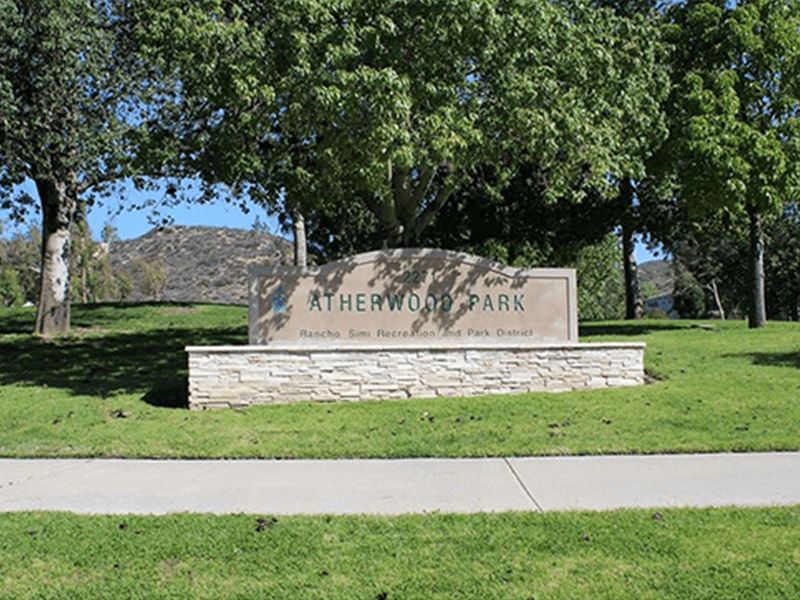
[2,452,799,515]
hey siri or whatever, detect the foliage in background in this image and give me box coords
[765,202,800,320]
[0,220,159,306]
[574,234,626,321]
[672,269,706,319]
[657,0,800,328]
[0,267,24,307]
[422,162,627,266]
[661,210,748,319]
[657,200,800,320]
[0,222,40,306]
[640,281,660,299]
[126,259,167,301]
[70,221,133,304]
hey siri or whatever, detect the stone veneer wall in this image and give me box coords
[186,342,646,409]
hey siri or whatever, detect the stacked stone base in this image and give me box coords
[186,342,646,409]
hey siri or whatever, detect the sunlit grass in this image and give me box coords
[1,304,798,458]
[1,507,799,599]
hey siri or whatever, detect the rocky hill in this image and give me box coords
[109,226,291,305]
[107,226,673,306]
[639,260,675,296]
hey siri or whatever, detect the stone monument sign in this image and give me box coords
[249,248,578,345]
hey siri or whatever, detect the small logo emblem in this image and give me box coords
[272,285,286,314]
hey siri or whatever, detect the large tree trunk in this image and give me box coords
[292,209,307,267]
[373,164,455,248]
[622,221,643,320]
[747,206,767,329]
[34,178,74,336]
[620,179,642,320]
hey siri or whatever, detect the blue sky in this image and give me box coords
[2,179,664,264]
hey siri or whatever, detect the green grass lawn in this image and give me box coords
[0,303,798,458]
[1,507,799,599]
[2,304,799,599]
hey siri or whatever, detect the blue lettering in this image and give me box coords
[441,294,453,312]
[424,294,437,311]
[309,293,322,312]
[387,294,404,311]
[498,294,510,311]
[408,293,421,312]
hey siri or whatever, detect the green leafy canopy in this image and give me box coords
[661,0,800,217]
[0,0,143,216]
[136,0,668,246]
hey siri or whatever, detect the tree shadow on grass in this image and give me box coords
[0,308,38,335]
[142,381,190,409]
[725,351,800,369]
[0,323,246,408]
[579,322,690,338]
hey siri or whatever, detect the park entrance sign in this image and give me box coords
[248,249,578,345]
[187,248,645,409]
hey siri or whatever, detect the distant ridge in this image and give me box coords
[110,226,291,305]
[107,227,671,306]
[639,260,674,297]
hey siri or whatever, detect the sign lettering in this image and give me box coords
[249,249,577,345]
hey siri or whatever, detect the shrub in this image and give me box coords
[0,267,24,307]
[673,270,705,318]
[575,234,625,321]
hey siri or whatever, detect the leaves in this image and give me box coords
[0,0,140,199]
[660,0,800,217]
[137,0,667,248]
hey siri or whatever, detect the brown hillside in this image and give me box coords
[108,228,672,306]
[110,226,291,305]
[639,260,675,296]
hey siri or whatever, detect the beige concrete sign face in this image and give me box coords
[249,249,578,345]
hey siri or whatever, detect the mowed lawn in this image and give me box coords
[0,303,797,459]
[1,507,799,599]
[1,304,799,599]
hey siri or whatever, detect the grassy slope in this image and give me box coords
[1,508,799,599]
[0,304,798,458]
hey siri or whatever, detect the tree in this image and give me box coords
[653,199,800,321]
[0,222,41,305]
[765,202,800,320]
[421,161,627,266]
[574,233,626,321]
[672,268,706,319]
[135,0,667,253]
[70,219,130,303]
[658,207,749,319]
[659,0,800,328]
[0,0,140,335]
[591,0,668,322]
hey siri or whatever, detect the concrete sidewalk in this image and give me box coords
[2,452,799,515]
